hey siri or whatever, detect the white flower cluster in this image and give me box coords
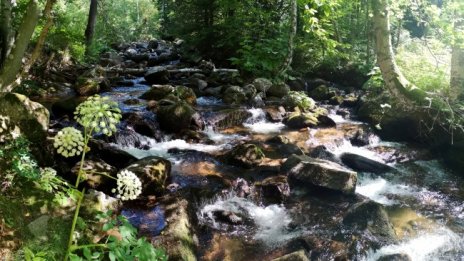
[0,115,13,142]
[54,127,84,158]
[74,95,122,136]
[112,170,142,201]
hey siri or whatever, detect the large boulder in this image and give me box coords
[175,86,197,105]
[125,156,171,196]
[224,143,265,168]
[205,109,252,130]
[140,85,175,100]
[282,91,316,111]
[0,93,49,144]
[71,159,117,192]
[340,153,394,174]
[153,197,197,261]
[283,154,357,194]
[284,111,319,129]
[343,200,397,246]
[88,139,138,169]
[144,66,170,84]
[74,66,109,96]
[308,85,332,101]
[157,100,203,133]
[222,86,247,105]
[252,78,273,93]
[255,175,290,205]
[268,83,290,98]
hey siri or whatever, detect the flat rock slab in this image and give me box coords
[340,152,394,174]
[284,154,357,194]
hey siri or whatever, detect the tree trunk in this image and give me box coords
[7,0,57,91]
[450,45,464,100]
[0,0,40,92]
[277,0,297,76]
[371,0,424,107]
[0,0,12,67]
[85,0,98,51]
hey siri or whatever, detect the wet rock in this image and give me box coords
[125,156,171,196]
[308,85,331,101]
[267,135,290,144]
[122,112,162,140]
[342,95,359,107]
[288,78,306,92]
[110,129,152,149]
[205,109,252,130]
[88,139,138,169]
[100,52,123,66]
[140,85,175,100]
[329,95,344,105]
[272,250,309,261]
[284,154,357,194]
[222,86,247,105]
[284,111,319,129]
[154,197,198,261]
[268,83,291,98]
[277,143,304,157]
[203,86,223,97]
[336,108,350,118]
[71,159,117,192]
[157,100,203,133]
[144,66,170,84]
[224,143,265,168]
[75,66,109,95]
[266,106,286,122]
[232,178,251,198]
[175,86,197,105]
[213,210,245,225]
[377,253,412,261]
[255,175,290,205]
[250,92,265,108]
[343,200,397,246]
[51,97,80,118]
[189,77,208,91]
[122,98,140,105]
[253,78,273,93]
[0,93,49,145]
[317,115,337,128]
[309,145,340,163]
[282,92,316,111]
[350,129,370,146]
[340,153,394,174]
[242,84,257,99]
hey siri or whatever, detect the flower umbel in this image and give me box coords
[74,95,122,136]
[54,127,84,158]
[112,170,142,201]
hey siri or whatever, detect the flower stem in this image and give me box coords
[64,187,85,261]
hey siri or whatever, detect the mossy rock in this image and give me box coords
[308,85,332,101]
[282,91,316,111]
[0,93,49,145]
[224,143,265,168]
[125,156,171,196]
[175,86,197,105]
[222,86,247,105]
[268,83,291,98]
[157,100,200,133]
[284,111,319,129]
[140,85,175,100]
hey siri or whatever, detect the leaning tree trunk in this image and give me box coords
[85,0,98,52]
[277,0,297,76]
[7,0,57,91]
[0,0,40,92]
[371,0,426,107]
[0,0,13,67]
[450,46,464,100]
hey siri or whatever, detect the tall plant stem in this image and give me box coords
[64,188,85,261]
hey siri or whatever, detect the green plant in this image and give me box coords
[52,95,165,261]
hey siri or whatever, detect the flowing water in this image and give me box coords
[104,78,464,260]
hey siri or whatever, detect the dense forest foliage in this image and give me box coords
[0,0,463,260]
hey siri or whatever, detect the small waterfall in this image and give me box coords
[364,228,463,261]
[198,193,300,246]
[243,108,285,134]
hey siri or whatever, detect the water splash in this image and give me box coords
[203,125,247,143]
[197,96,223,106]
[198,193,299,246]
[364,228,463,261]
[243,108,285,134]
